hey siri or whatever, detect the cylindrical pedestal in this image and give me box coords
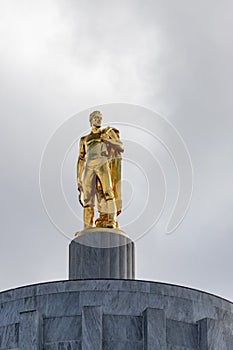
[69,228,135,280]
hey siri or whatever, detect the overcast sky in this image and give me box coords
[1,0,233,300]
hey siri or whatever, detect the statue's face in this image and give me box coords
[90,114,102,128]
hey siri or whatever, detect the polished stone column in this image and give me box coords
[69,228,135,280]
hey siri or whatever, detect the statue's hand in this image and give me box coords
[101,133,109,142]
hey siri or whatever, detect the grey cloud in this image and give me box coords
[0,0,233,300]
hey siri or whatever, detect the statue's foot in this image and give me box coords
[95,213,119,229]
[105,222,116,229]
[95,218,119,229]
[95,216,107,227]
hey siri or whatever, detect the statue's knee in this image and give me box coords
[104,190,114,201]
[83,196,94,207]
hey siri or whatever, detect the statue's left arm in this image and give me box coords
[101,127,124,153]
[101,127,123,215]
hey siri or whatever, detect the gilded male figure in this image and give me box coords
[77,111,124,229]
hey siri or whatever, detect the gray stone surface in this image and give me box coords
[0,280,232,349]
[69,229,135,279]
[103,341,142,349]
[143,308,166,350]
[103,315,142,342]
[19,310,42,350]
[167,319,197,349]
[82,306,103,350]
[44,340,81,350]
[43,316,82,343]
[0,323,19,349]
[198,317,233,350]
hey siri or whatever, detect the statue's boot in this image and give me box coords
[95,213,108,227]
[95,199,118,228]
[84,207,94,228]
[106,212,117,228]
[106,199,117,228]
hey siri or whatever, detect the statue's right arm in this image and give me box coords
[77,138,86,191]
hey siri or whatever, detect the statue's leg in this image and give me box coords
[95,177,108,227]
[106,199,117,228]
[82,167,95,228]
[83,206,94,228]
[96,163,117,228]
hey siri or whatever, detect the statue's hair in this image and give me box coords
[89,110,102,122]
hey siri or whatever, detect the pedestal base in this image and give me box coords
[69,228,135,280]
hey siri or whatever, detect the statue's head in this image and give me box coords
[89,110,102,128]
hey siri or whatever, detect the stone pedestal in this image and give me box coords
[69,228,135,280]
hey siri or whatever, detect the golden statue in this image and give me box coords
[77,111,124,229]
